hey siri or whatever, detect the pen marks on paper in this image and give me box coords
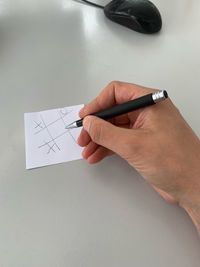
[33,108,76,155]
[24,104,83,169]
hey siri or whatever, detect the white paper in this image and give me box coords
[24,104,84,169]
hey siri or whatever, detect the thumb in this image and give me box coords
[83,115,139,157]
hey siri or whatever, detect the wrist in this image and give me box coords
[177,139,200,233]
[179,174,200,234]
[182,199,200,234]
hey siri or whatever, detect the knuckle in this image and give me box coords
[109,80,121,88]
[108,80,123,97]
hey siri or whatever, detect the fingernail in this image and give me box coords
[83,116,91,132]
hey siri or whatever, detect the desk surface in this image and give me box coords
[0,0,200,266]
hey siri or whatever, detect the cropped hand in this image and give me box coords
[78,81,200,232]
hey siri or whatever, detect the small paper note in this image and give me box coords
[24,104,84,169]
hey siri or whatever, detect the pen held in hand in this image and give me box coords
[65,90,168,129]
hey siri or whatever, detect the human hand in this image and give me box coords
[78,81,200,232]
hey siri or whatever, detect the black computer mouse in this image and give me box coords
[104,0,162,34]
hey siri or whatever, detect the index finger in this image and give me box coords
[79,81,156,118]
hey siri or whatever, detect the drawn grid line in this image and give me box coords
[34,109,73,135]
[58,111,76,143]
[38,130,68,149]
[40,114,60,151]
[35,108,79,154]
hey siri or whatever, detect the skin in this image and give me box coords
[77,81,200,233]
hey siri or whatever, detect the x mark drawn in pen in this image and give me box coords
[34,120,43,129]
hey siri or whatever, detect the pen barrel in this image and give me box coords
[93,93,155,120]
[75,91,168,128]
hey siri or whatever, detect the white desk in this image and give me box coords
[0,0,200,266]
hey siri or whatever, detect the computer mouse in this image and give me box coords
[104,0,162,34]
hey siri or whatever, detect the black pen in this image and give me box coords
[65,90,168,129]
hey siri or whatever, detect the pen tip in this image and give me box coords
[65,123,71,129]
[65,122,77,130]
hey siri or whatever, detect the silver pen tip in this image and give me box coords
[65,122,77,129]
